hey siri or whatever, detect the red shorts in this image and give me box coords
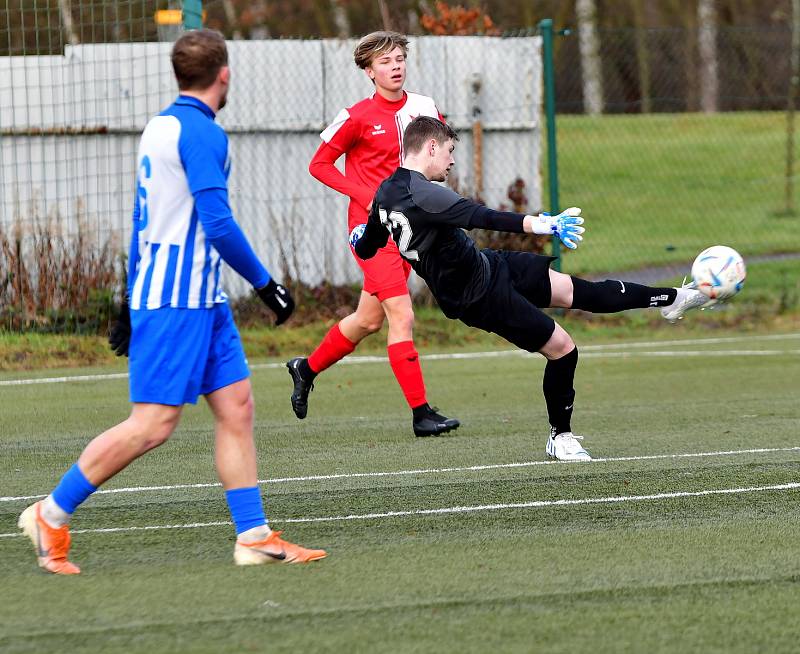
[351,237,411,301]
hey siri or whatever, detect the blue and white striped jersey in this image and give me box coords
[129,96,231,310]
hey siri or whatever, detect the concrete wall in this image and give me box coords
[0,36,542,294]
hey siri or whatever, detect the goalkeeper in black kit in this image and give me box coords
[352,116,709,461]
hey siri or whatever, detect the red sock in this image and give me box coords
[307,323,357,374]
[387,341,427,409]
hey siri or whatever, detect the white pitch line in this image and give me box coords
[282,482,800,524]
[1,333,798,387]
[0,372,129,386]
[3,446,799,503]
[1,482,798,539]
[580,349,800,358]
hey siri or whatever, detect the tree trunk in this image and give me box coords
[378,0,392,31]
[632,0,652,113]
[697,0,719,113]
[222,0,243,39]
[575,0,603,115]
[248,0,270,39]
[58,0,80,46]
[331,0,351,38]
[684,5,698,112]
[786,0,800,213]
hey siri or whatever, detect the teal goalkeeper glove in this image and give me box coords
[527,207,585,249]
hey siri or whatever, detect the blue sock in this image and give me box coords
[225,486,267,534]
[51,463,98,514]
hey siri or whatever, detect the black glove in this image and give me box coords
[108,298,131,357]
[256,279,295,326]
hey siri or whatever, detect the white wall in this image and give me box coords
[0,36,542,295]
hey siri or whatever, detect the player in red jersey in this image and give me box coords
[286,31,459,437]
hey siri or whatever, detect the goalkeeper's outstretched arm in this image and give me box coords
[442,199,585,250]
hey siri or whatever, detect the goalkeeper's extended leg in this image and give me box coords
[660,281,714,322]
[567,277,678,312]
[551,271,711,323]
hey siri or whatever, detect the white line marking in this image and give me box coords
[579,333,800,349]
[1,333,798,387]
[3,446,798,503]
[0,372,129,386]
[2,482,798,539]
[581,349,800,358]
[282,482,800,524]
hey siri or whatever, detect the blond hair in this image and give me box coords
[353,31,409,69]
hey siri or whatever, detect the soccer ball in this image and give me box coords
[349,223,366,249]
[691,245,746,300]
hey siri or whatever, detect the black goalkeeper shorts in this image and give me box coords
[459,250,557,353]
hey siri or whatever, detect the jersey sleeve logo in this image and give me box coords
[378,208,419,261]
[320,108,351,142]
[137,155,151,230]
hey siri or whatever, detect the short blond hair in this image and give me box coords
[353,31,409,69]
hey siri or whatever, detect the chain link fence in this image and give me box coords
[1,2,543,330]
[1,2,798,332]
[550,26,800,297]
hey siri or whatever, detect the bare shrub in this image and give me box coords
[0,201,122,333]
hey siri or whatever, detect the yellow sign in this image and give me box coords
[154,9,206,25]
[154,9,182,25]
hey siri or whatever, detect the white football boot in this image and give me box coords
[661,281,714,323]
[546,430,592,462]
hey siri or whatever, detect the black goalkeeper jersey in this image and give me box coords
[354,167,527,318]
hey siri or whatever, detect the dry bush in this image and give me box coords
[0,203,121,333]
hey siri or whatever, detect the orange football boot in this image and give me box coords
[234,530,327,565]
[18,502,80,575]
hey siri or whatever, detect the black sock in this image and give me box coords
[543,347,578,434]
[571,277,677,313]
[412,403,431,420]
[298,358,317,381]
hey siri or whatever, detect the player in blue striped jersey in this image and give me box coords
[18,30,326,573]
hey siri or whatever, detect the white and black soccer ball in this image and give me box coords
[691,245,746,300]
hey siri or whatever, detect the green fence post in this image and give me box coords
[183,0,203,30]
[539,18,561,271]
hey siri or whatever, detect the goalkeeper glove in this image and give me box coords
[108,298,131,357]
[256,279,295,326]
[527,207,585,250]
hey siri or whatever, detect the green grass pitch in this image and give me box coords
[1,332,800,653]
[550,112,800,276]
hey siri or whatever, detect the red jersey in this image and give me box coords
[310,91,441,229]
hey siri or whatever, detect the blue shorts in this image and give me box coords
[128,303,249,406]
